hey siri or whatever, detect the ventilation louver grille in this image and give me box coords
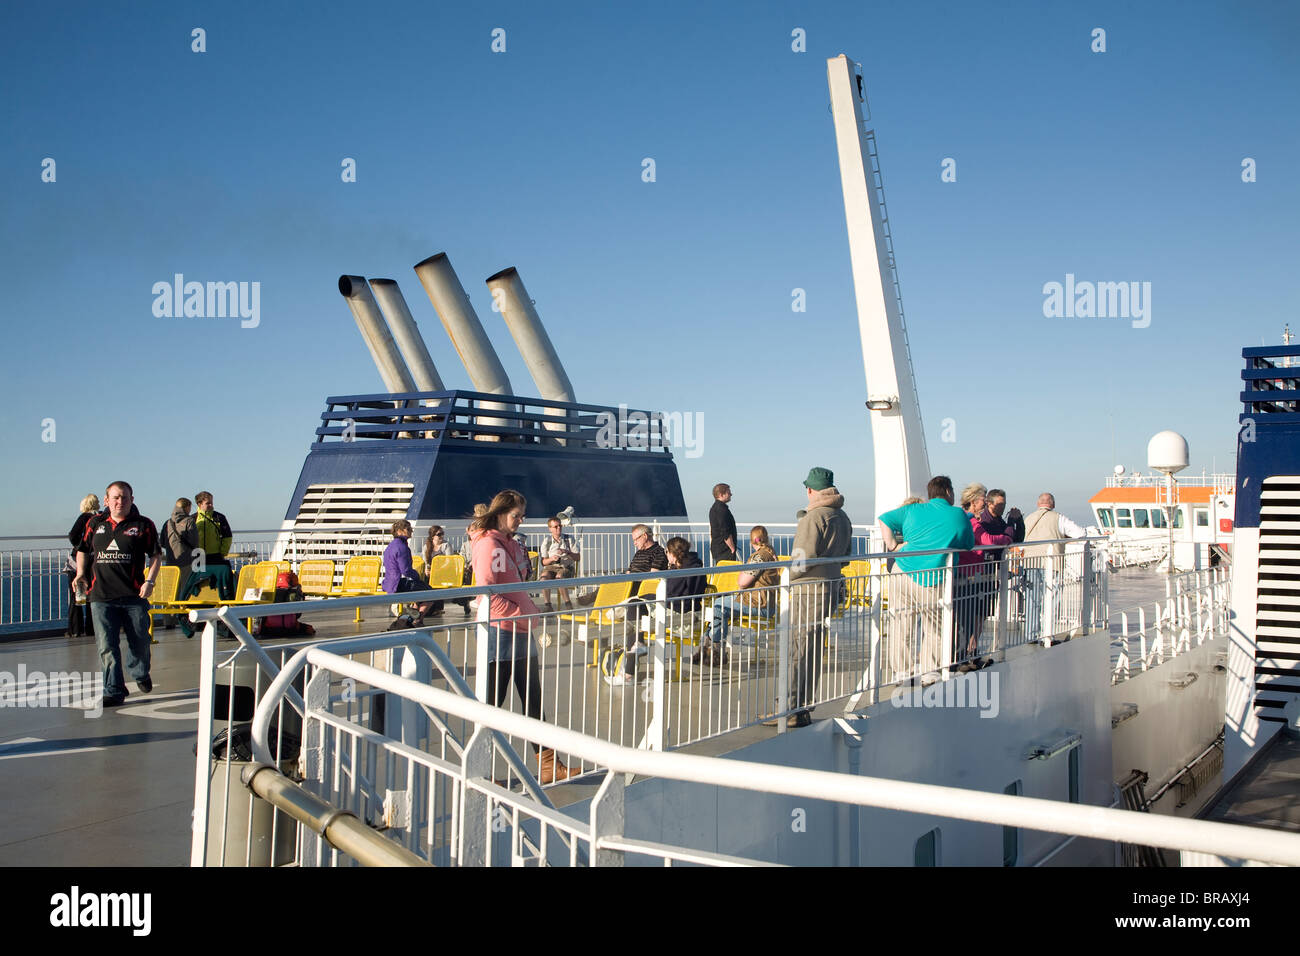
[1254,476,1300,723]
[278,483,415,573]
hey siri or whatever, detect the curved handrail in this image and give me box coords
[252,647,1300,867]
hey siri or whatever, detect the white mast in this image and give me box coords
[826,54,930,517]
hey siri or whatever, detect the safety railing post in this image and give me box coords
[940,554,955,677]
[190,618,220,867]
[994,555,1009,655]
[300,668,332,866]
[867,561,882,706]
[590,770,626,867]
[776,568,791,733]
[649,579,668,751]
[460,727,494,867]
[474,590,490,702]
[1079,544,1093,633]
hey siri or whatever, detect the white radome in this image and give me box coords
[1147,430,1190,475]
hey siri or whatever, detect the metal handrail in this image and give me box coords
[241,764,431,867]
[255,648,1300,867]
[190,537,1103,623]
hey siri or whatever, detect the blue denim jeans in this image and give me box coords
[89,598,152,699]
[706,595,737,644]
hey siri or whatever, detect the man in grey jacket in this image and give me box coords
[785,466,853,727]
[160,498,197,629]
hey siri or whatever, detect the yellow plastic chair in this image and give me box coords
[842,559,873,609]
[412,555,425,579]
[298,559,336,597]
[231,564,259,602]
[706,561,743,597]
[427,555,465,590]
[560,579,636,665]
[146,565,182,640]
[253,561,281,593]
[331,555,384,622]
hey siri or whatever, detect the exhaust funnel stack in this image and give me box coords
[338,275,417,394]
[370,279,446,393]
[413,252,512,440]
[412,253,513,395]
[486,267,576,443]
[485,267,576,403]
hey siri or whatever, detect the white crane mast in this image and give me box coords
[826,54,931,517]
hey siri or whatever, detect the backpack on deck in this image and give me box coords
[260,571,314,636]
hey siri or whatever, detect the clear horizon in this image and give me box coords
[2,1,1295,537]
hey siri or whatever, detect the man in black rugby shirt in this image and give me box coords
[73,480,162,707]
[627,524,668,574]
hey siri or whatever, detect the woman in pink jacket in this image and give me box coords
[471,490,577,785]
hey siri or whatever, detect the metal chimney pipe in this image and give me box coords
[338,275,417,394]
[485,267,576,402]
[485,267,575,443]
[413,253,513,441]
[412,253,513,395]
[369,279,446,393]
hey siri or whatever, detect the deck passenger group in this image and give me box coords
[67,468,1086,742]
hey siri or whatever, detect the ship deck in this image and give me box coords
[0,569,1179,866]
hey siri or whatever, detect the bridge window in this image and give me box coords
[1003,781,1022,867]
[1195,508,1209,527]
[1116,509,1132,528]
[1133,509,1150,529]
[1097,508,1114,528]
[914,828,939,867]
[1150,509,1166,529]
[1173,509,1184,528]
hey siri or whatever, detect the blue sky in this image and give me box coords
[2,0,1296,536]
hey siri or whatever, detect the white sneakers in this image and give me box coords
[604,671,636,687]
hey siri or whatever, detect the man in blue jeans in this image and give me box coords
[73,480,162,707]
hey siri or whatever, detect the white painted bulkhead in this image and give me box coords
[560,633,1116,866]
[1110,639,1226,816]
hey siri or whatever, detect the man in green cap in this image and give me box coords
[784,466,853,726]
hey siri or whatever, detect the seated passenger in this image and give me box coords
[537,517,579,611]
[627,524,668,573]
[421,524,451,616]
[383,520,435,628]
[609,536,705,684]
[698,525,781,660]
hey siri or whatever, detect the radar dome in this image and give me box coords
[1147,430,1189,475]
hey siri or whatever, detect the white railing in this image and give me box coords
[0,522,879,632]
[187,538,1132,864]
[1103,472,1234,492]
[1110,567,1230,684]
[234,647,1300,867]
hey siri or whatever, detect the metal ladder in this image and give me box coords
[863,126,924,424]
